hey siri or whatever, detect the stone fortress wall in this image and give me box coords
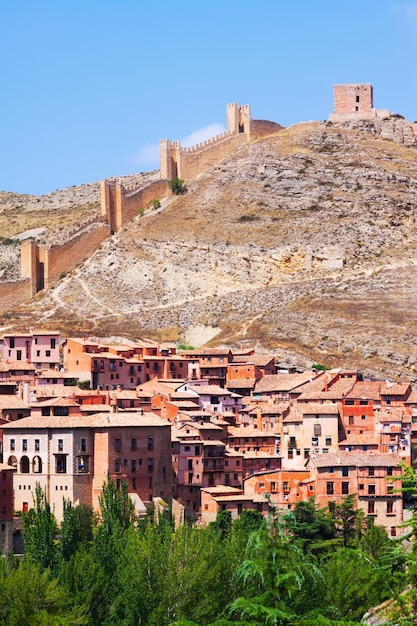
[2,85,414,310]
[100,178,168,231]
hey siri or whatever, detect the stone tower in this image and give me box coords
[226,103,251,140]
[332,84,373,116]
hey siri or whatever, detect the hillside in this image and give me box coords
[2,117,417,380]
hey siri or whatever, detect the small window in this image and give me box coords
[147,437,153,452]
[342,482,349,495]
[81,438,86,452]
[115,438,121,452]
[35,439,40,452]
[325,437,332,446]
[10,439,15,451]
[22,439,28,452]
[368,467,375,477]
[368,501,375,515]
[58,439,64,452]
[131,438,137,452]
[148,459,154,473]
[326,482,334,495]
[368,484,376,495]
[349,415,354,425]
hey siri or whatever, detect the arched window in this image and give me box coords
[20,456,30,474]
[7,455,17,468]
[32,456,42,473]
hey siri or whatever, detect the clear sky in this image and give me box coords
[1,0,416,196]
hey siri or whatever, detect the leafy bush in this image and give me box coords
[168,177,186,195]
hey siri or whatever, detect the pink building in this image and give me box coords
[0,331,60,370]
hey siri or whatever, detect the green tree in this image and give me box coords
[331,495,363,548]
[22,483,58,574]
[59,548,110,626]
[59,501,95,562]
[209,509,232,540]
[0,558,87,626]
[168,177,186,195]
[228,508,335,625]
[285,497,336,553]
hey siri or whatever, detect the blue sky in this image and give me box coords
[1,0,416,196]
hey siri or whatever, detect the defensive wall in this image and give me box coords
[0,278,33,311]
[20,221,111,296]
[159,103,282,181]
[100,103,282,232]
[100,178,168,231]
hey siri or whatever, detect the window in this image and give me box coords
[368,484,376,495]
[131,459,137,473]
[131,438,137,452]
[342,482,349,495]
[81,438,86,452]
[132,477,137,489]
[9,338,15,349]
[115,438,121,452]
[345,399,354,405]
[304,448,310,459]
[51,338,56,349]
[35,439,40,452]
[387,484,394,494]
[147,437,153,451]
[54,407,69,416]
[325,437,332,446]
[288,449,293,459]
[311,436,318,446]
[22,439,27,452]
[10,439,15,452]
[283,481,289,491]
[45,350,51,357]
[359,400,368,406]
[56,455,67,473]
[368,467,375,477]
[148,459,154,473]
[314,424,321,436]
[387,501,394,515]
[368,501,375,515]
[58,439,64,452]
[289,436,296,448]
[270,481,276,492]
[361,415,366,420]
[387,467,393,476]
[326,482,334,495]
[348,415,354,425]
[342,466,349,477]
[195,445,200,455]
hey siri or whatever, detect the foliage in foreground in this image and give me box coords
[7,479,417,625]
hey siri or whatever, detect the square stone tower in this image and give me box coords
[333,84,373,115]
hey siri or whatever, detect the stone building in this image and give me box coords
[2,410,173,522]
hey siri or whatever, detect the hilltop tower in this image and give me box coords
[226,103,251,140]
[333,84,373,116]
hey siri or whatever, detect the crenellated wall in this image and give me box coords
[19,222,111,298]
[159,102,282,183]
[100,178,168,231]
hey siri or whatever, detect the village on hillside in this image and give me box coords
[0,328,414,553]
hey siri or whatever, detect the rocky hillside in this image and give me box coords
[2,116,417,380]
